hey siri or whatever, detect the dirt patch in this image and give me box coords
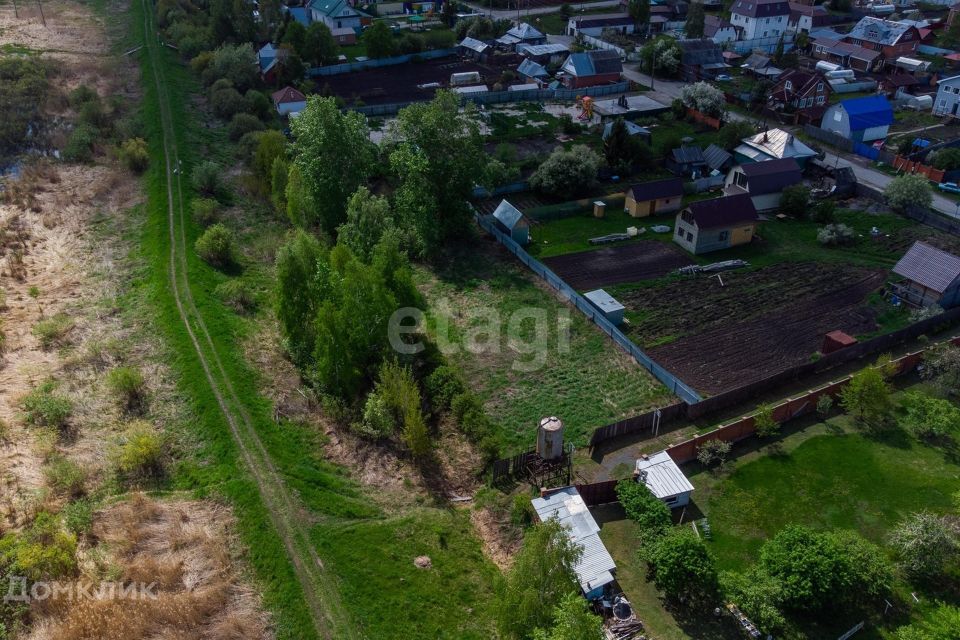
[470,507,520,572]
[26,494,272,640]
[621,263,887,394]
[543,241,692,290]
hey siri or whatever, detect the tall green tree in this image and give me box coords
[896,603,960,640]
[364,21,396,59]
[337,187,397,262]
[628,0,650,31]
[305,22,340,66]
[274,230,326,366]
[644,528,719,605]
[390,91,485,256]
[290,96,376,233]
[603,118,637,174]
[281,20,308,57]
[685,1,705,39]
[497,520,582,640]
[841,366,892,427]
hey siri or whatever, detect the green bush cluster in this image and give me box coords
[0,513,77,581]
[106,366,148,414]
[21,381,72,431]
[214,279,256,313]
[113,421,164,480]
[195,223,236,267]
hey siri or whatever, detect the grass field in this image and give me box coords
[417,244,674,451]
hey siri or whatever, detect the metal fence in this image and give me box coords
[307,48,457,77]
[349,81,632,116]
[802,124,895,164]
[729,33,795,54]
[476,213,703,404]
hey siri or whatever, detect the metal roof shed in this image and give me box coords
[892,241,960,309]
[492,200,530,245]
[635,451,694,507]
[530,487,617,600]
[584,289,625,325]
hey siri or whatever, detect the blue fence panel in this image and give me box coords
[853,142,879,161]
[474,213,702,403]
[307,48,458,77]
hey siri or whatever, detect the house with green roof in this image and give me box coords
[308,0,361,31]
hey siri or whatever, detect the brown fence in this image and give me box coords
[892,155,946,184]
[666,337,960,464]
[687,107,722,130]
[576,479,621,506]
[588,402,686,447]
[491,449,537,485]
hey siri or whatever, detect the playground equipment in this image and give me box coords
[577,95,594,121]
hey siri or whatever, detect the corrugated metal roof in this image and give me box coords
[635,451,695,499]
[839,95,894,130]
[459,37,490,53]
[585,289,625,314]
[506,22,543,40]
[703,144,733,171]
[602,120,650,140]
[530,487,617,595]
[893,241,960,294]
[492,200,525,229]
[672,145,705,165]
[684,194,758,230]
[741,128,816,161]
[628,177,684,201]
[848,16,912,46]
[563,50,622,77]
[518,43,570,57]
[518,58,549,78]
[737,158,802,195]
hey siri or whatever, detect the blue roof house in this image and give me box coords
[820,96,894,143]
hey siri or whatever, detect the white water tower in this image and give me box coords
[536,416,564,461]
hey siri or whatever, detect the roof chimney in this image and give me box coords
[763,129,769,143]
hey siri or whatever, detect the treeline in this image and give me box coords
[271,91,502,461]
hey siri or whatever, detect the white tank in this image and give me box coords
[536,416,564,461]
[815,61,841,74]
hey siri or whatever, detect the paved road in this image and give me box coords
[462,0,621,20]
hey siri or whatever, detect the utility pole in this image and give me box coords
[12,0,19,19]
[36,0,46,26]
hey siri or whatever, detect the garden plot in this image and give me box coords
[621,263,886,394]
[543,241,691,290]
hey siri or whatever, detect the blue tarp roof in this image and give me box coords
[913,138,931,148]
[841,95,894,131]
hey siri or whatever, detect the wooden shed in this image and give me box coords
[891,241,960,309]
[624,178,684,218]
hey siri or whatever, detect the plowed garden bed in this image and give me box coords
[543,241,692,289]
[615,263,887,394]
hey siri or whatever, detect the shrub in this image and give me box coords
[644,527,719,605]
[195,223,235,267]
[63,123,99,162]
[21,381,72,431]
[449,392,493,442]
[43,456,86,497]
[214,279,256,313]
[697,439,731,467]
[616,479,671,541]
[119,137,149,173]
[900,391,960,440]
[809,199,836,223]
[678,82,725,118]
[817,223,855,247]
[191,197,220,226]
[191,161,226,199]
[779,185,810,217]
[816,394,834,419]
[889,511,959,580]
[31,313,74,349]
[106,366,147,414]
[754,403,779,438]
[510,493,534,527]
[68,85,98,109]
[244,89,272,120]
[228,113,264,141]
[529,145,601,199]
[354,391,395,440]
[425,365,466,412]
[113,421,164,479]
[0,512,77,580]
[885,174,932,212]
[62,499,94,537]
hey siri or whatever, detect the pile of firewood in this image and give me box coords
[605,619,646,640]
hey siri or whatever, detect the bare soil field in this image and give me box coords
[312,57,501,105]
[543,241,692,290]
[617,263,887,394]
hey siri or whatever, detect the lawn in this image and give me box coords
[316,509,500,639]
[416,244,674,452]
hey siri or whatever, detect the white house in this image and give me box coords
[308,0,361,31]
[934,74,960,117]
[634,451,695,508]
[704,15,739,43]
[567,13,635,38]
[730,0,791,40]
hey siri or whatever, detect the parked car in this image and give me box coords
[715,74,732,81]
[938,182,960,194]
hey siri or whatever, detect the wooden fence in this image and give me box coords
[892,155,946,184]
[576,479,621,506]
[665,338,959,464]
[588,402,686,447]
[490,450,537,485]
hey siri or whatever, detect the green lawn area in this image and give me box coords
[316,509,500,639]
[532,5,626,35]
[416,245,674,452]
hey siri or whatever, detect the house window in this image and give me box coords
[686,231,694,241]
[719,230,729,241]
[834,110,842,121]
[816,95,825,105]
[784,80,793,90]
[817,82,824,91]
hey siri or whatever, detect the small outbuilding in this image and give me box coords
[820,95,894,143]
[584,289,625,325]
[458,36,490,61]
[635,451,694,508]
[602,119,651,143]
[674,194,760,255]
[666,144,708,177]
[624,178,684,217]
[496,22,546,48]
[492,200,530,245]
[517,58,550,83]
[724,158,803,211]
[891,241,960,309]
[272,86,307,116]
[531,487,617,600]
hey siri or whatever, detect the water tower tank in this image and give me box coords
[537,416,564,461]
